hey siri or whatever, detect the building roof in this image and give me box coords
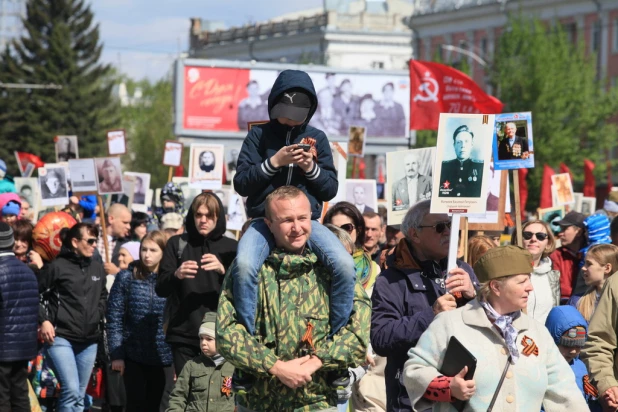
[412,0,505,16]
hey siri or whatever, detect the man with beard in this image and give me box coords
[392,153,432,210]
[370,200,479,411]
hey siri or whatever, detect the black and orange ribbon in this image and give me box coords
[521,335,539,357]
[300,321,316,355]
[583,375,599,398]
[221,376,232,397]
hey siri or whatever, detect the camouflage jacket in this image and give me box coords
[216,249,371,412]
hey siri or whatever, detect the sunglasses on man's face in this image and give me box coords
[84,238,97,246]
[338,223,355,234]
[522,231,548,241]
[418,221,452,234]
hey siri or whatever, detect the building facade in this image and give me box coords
[188,0,414,71]
[408,0,618,91]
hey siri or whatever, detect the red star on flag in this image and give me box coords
[443,180,451,189]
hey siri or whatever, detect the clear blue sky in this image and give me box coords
[91,0,323,81]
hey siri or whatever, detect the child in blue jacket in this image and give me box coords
[231,70,356,390]
[545,305,601,411]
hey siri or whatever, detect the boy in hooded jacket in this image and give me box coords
[232,70,356,388]
[545,305,601,412]
[166,312,235,412]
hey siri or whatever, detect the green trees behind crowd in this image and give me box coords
[0,0,119,166]
[417,15,618,209]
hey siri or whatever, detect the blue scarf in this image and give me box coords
[480,299,521,364]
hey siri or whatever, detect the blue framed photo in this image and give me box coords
[493,112,534,170]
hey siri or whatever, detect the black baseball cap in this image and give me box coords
[556,211,585,228]
[270,88,312,122]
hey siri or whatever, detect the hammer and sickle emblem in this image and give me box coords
[413,73,439,103]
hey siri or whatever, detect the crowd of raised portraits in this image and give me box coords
[2,69,618,412]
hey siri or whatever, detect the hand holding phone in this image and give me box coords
[297,144,311,152]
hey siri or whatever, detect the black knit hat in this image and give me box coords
[0,222,14,250]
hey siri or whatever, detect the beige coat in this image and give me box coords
[403,299,587,412]
[581,271,618,395]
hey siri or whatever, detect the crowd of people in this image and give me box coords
[2,70,618,412]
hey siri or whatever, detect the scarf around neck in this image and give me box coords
[353,249,372,289]
[480,299,521,363]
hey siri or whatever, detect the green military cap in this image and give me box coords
[473,245,533,283]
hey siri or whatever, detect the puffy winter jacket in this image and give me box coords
[106,267,172,366]
[233,69,338,220]
[0,252,39,362]
[39,248,107,343]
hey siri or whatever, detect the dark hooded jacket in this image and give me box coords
[370,238,478,412]
[38,247,108,343]
[233,70,338,220]
[156,194,237,348]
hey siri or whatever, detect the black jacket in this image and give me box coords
[0,253,39,362]
[39,249,107,343]
[233,70,338,220]
[156,195,237,348]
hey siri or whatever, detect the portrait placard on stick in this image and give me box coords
[38,165,69,207]
[227,189,247,231]
[68,159,98,193]
[347,126,366,157]
[95,157,124,195]
[55,135,79,162]
[430,113,494,214]
[551,173,574,206]
[107,129,127,156]
[538,206,566,236]
[493,112,534,170]
[581,197,596,216]
[345,179,378,214]
[386,147,436,225]
[328,142,348,206]
[163,140,183,167]
[188,144,224,190]
[124,172,150,210]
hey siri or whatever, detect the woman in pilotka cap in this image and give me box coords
[402,245,587,411]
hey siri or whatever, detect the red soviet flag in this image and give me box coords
[583,159,596,197]
[540,164,555,209]
[518,168,528,221]
[14,151,45,176]
[409,60,504,130]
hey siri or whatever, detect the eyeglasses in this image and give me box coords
[338,223,356,234]
[418,221,452,234]
[83,238,97,246]
[522,231,548,241]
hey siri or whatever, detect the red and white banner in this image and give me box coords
[409,60,503,130]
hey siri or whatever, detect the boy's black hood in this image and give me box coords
[184,193,227,244]
[267,70,318,132]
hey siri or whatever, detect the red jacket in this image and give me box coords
[549,247,581,300]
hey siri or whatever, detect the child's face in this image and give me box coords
[558,345,581,363]
[200,334,217,357]
[277,117,304,127]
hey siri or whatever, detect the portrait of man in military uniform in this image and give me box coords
[438,124,484,198]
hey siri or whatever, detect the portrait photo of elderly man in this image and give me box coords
[391,150,433,211]
[497,121,529,161]
[438,124,484,198]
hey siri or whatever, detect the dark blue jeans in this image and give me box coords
[232,219,356,337]
[45,337,97,412]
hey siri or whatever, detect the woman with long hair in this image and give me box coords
[38,223,107,412]
[323,201,379,291]
[106,231,174,412]
[571,243,618,322]
[512,220,561,323]
[467,235,496,269]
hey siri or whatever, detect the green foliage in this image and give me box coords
[119,78,176,190]
[0,0,119,174]
[491,15,618,208]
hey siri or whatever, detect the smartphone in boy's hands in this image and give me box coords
[297,144,311,152]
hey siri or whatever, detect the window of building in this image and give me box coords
[372,61,384,69]
[592,20,601,52]
[613,18,618,53]
[562,22,577,44]
[480,38,488,55]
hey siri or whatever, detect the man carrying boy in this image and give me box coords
[232,70,356,388]
[167,312,235,412]
[217,187,371,411]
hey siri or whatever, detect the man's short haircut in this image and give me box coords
[107,203,130,221]
[264,186,306,220]
[452,125,474,143]
[191,192,220,220]
[401,199,431,240]
[363,211,384,226]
